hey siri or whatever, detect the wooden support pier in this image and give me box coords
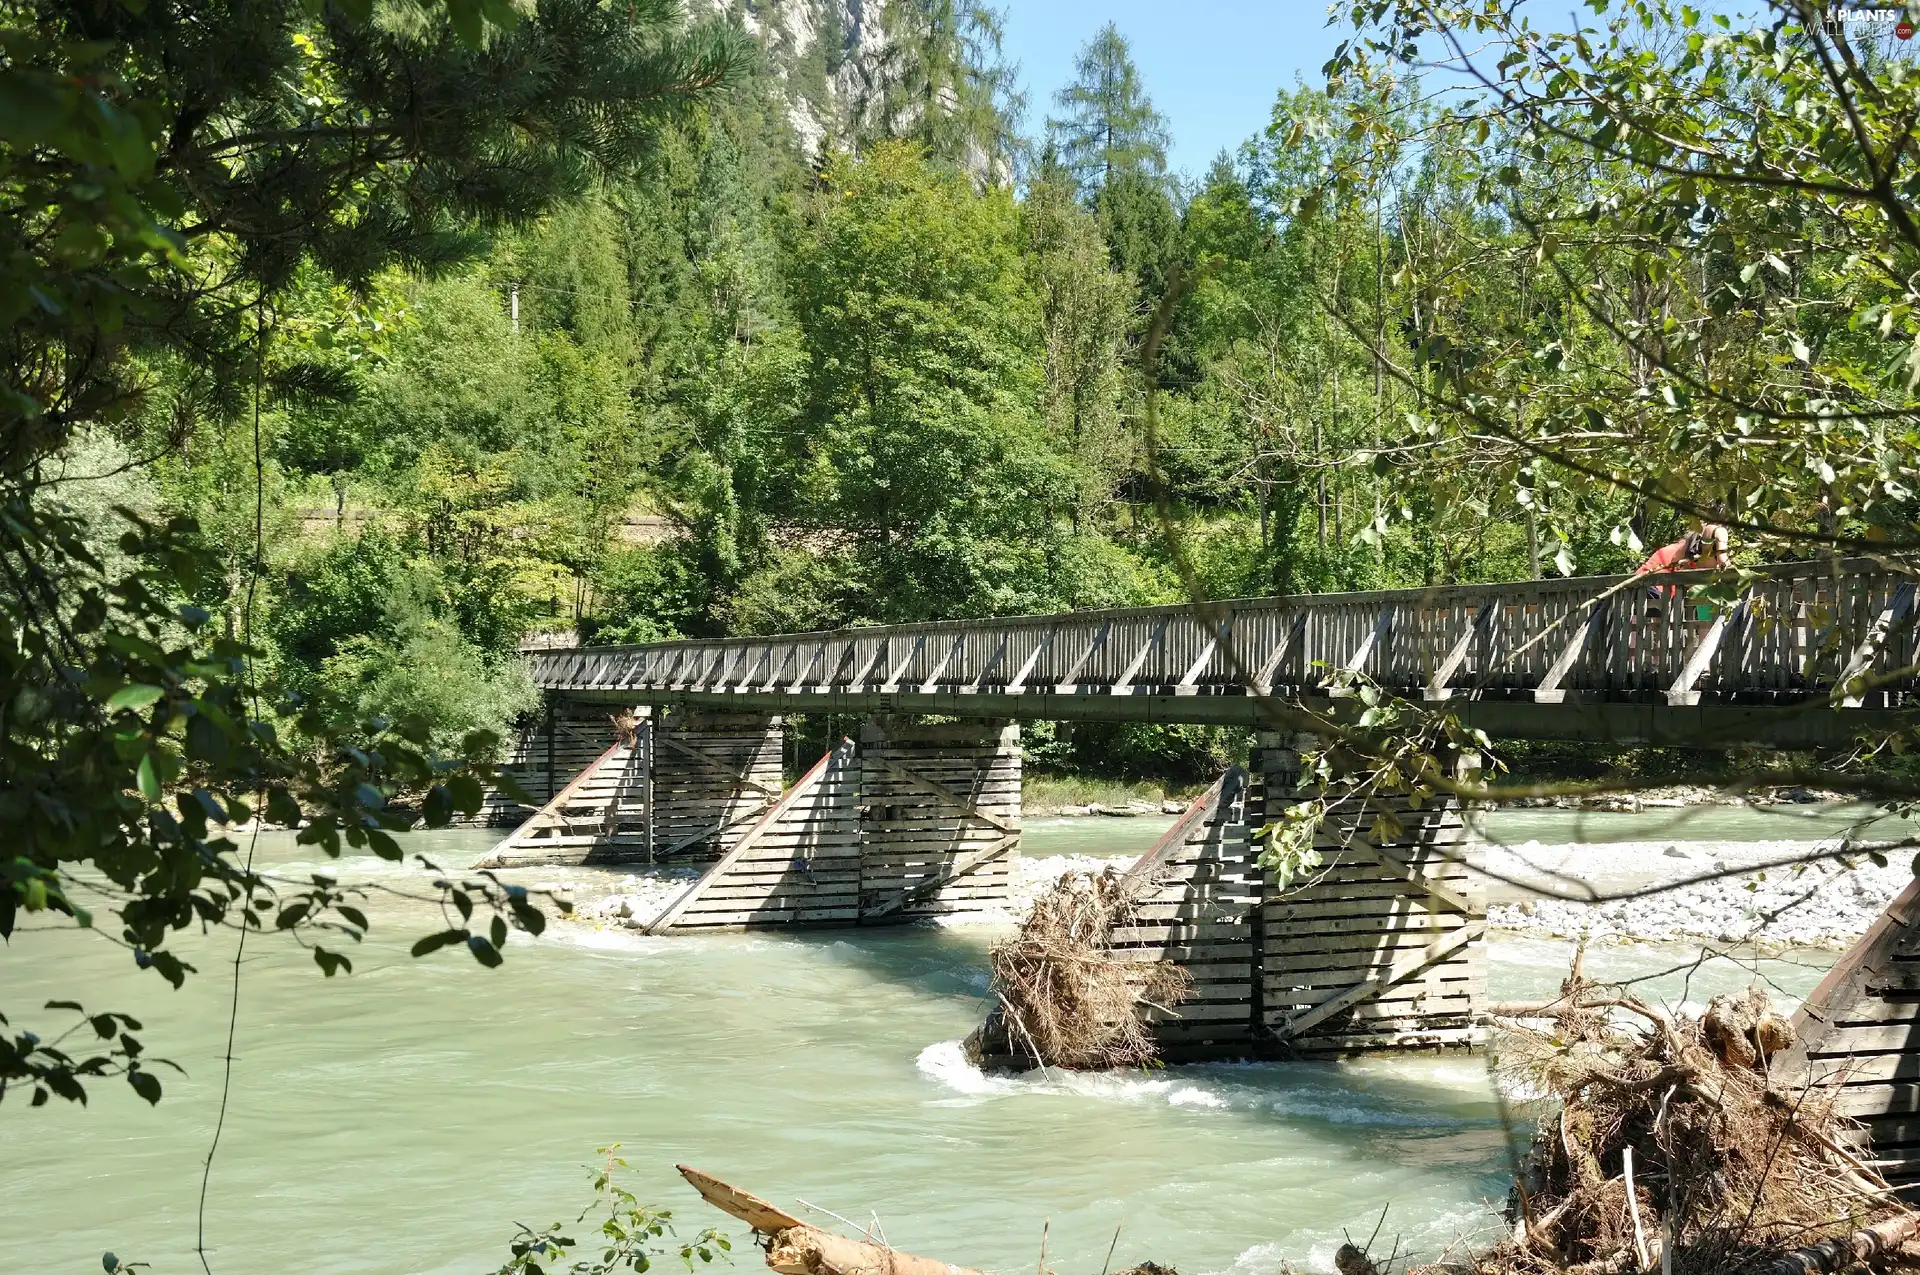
[648,740,862,932]
[975,736,1484,1068]
[482,707,781,869]
[484,731,651,866]
[857,720,1020,924]
[1784,880,1920,1198]
[1252,735,1486,1057]
[651,710,784,860]
[1108,766,1260,1061]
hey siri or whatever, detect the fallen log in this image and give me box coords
[1759,1214,1920,1275]
[677,1166,993,1275]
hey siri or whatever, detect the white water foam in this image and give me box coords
[546,927,671,955]
[914,1042,1487,1127]
[1210,1202,1500,1275]
[915,1039,1022,1096]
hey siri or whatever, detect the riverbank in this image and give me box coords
[1022,774,1198,817]
[1025,777,1855,819]
[566,837,1907,951]
[1490,782,1850,812]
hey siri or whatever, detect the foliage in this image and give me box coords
[780,141,1073,621]
[850,0,1027,182]
[1319,0,1920,566]
[1,0,741,1109]
[1045,22,1171,193]
[25,0,1920,1118]
[494,1147,731,1275]
[0,503,563,1107]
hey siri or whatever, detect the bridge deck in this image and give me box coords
[529,558,1918,747]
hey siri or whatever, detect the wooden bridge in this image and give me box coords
[527,557,1917,748]
[496,557,1918,1060]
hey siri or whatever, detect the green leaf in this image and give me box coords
[466,934,503,968]
[107,684,163,713]
[136,753,160,802]
[446,773,484,814]
[490,914,508,949]
[126,1068,162,1104]
[445,0,484,47]
[411,929,467,958]
[266,786,302,828]
[313,946,352,977]
[148,950,189,988]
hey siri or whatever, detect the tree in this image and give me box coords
[850,0,1027,183]
[1046,22,1171,194]
[1320,0,1920,573]
[779,141,1072,622]
[1045,26,1181,371]
[1022,166,1133,527]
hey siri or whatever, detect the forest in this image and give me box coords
[9,0,1920,1108]
[27,2,1696,785]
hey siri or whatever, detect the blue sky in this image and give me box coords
[997,1,1349,181]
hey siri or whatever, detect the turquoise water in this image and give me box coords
[1,821,1832,1275]
[1481,801,1898,846]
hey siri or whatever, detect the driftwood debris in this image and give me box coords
[678,1166,992,1275]
[1466,973,1918,1275]
[982,868,1191,1071]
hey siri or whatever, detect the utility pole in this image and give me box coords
[510,283,519,335]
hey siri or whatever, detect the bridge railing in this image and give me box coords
[529,558,1919,706]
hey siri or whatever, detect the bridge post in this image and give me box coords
[856,718,1021,923]
[649,709,785,861]
[1252,731,1487,1056]
[486,695,647,826]
[481,703,785,867]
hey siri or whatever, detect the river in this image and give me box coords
[4,808,1842,1275]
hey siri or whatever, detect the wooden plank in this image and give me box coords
[1668,595,1748,705]
[869,756,1018,833]
[1347,841,1479,915]
[1270,923,1482,1040]
[862,833,1019,922]
[1111,616,1169,695]
[1123,768,1243,888]
[1533,599,1602,703]
[1052,619,1112,691]
[1840,581,1917,706]
[1424,600,1495,701]
[655,732,781,798]
[1329,606,1394,692]
[649,743,850,934]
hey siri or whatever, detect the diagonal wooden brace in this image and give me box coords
[1271,922,1483,1041]
[657,733,782,799]
[871,756,1018,834]
[860,832,1019,922]
[1425,600,1496,701]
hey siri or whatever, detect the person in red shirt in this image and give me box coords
[1637,523,1729,618]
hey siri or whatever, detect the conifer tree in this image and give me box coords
[1045,22,1170,194]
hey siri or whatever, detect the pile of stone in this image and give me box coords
[1489,850,1911,949]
